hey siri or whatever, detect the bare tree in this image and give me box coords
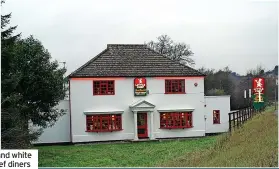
[146,35,195,67]
[246,65,265,77]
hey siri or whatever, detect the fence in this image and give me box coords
[228,106,265,132]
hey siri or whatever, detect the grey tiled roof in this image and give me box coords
[69,44,205,77]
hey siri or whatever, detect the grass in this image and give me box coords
[162,106,278,167]
[38,136,217,167]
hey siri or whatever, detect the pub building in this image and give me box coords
[33,44,230,144]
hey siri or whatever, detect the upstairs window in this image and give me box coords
[160,112,193,129]
[93,80,115,95]
[213,110,220,124]
[165,79,185,94]
[86,114,122,132]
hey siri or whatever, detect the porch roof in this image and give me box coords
[129,99,155,112]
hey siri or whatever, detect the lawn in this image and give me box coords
[162,106,278,167]
[38,136,217,167]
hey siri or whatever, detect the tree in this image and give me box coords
[246,65,265,77]
[1,4,67,148]
[1,1,26,148]
[198,67,215,93]
[146,35,195,67]
[12,36,67,126]
[207,89,225,96]
[199,66,238,109]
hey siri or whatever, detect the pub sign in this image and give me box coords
[134,78,147,96]
[252,77,265,110]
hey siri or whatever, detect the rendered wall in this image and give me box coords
[205,96,231,133]
[32,100,71,144]
[70,77,206,143]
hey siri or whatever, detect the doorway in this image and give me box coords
[137,113,148,138]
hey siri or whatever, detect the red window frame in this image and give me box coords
[213,110,220,124]
[160,112,193,129]
[86,114,122,132]
[165,79,185,94]
[93,80,115,95]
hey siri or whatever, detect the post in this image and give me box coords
[133,112,138,140]
[249,89,252,99]
[237,111,239,128]
[248,108,251,119]
[240,110,243,125]
[244,109,246,122]
[149,111,154,140]
[242,109,245,123]
[229,113,231,132]
[242,110,245,123]
[244,90,247,108]
[233,112,236,128]
[246,109,248,121]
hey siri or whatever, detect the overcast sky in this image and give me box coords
[2,0,278,75]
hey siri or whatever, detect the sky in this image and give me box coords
[2,0,278,75]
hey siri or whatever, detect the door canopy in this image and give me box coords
[129,99,155,112]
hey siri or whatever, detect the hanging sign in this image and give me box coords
[252,77,265,110]
[134,78,147,96]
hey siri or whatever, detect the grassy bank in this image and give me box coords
[162,107,278,167]
[38,136,217,167]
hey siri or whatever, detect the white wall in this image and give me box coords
[32,100,71,144]
[70,77,206,143]
[205,96,231,134]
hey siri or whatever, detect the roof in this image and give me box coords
[69,44,205,77]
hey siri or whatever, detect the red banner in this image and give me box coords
[252,77,265,94]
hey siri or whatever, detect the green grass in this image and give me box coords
[162,106,278,167]
[38,137,217,167]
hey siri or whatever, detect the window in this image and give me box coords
[86,114,122,132]
[93,80,115,95]
[160,112,192,129]
[213,110,220,124]
[165,79,185,94]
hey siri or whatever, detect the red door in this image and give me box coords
[137,113,148,138]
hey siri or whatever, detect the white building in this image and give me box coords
[33,44,230,144]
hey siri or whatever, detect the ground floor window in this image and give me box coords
[86,114,122,132]
[160,112,193,129]
[213,110,220,124]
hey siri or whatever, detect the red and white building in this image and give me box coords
[33,44,230,144]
